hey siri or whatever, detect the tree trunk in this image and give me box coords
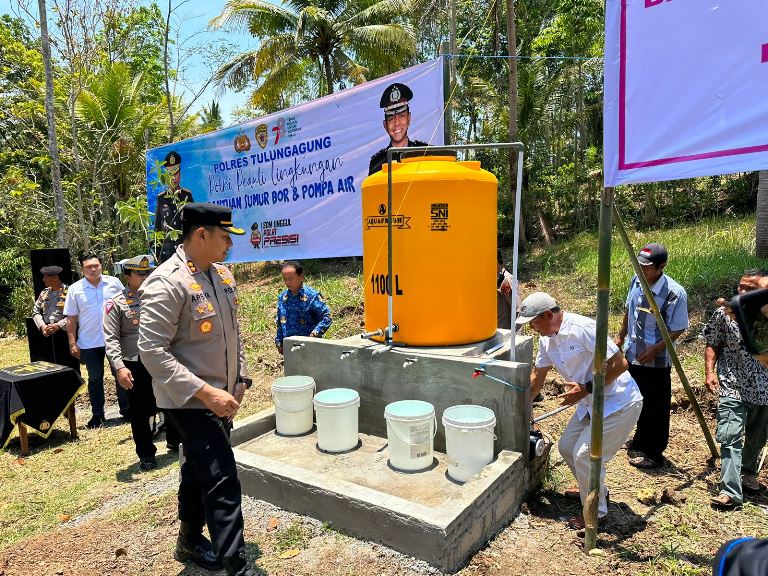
[163,0,176,142]
[38,0,67,248]
[506,0,526,245]
[757,170,768,258]
[322,54,334,96]
[69,87,90,251]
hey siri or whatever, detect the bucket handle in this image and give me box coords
[455,425,497,440]
[387,415,438,446]
[271,387,316,414]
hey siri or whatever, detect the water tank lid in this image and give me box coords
[399,149,457,162]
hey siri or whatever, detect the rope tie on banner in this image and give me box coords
[472,359,527,392]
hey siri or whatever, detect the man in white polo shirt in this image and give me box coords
[519,292,643,530]
[64,253,126,428]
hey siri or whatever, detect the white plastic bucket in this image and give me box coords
[442,405,496,483]
[384,400,436,471]
[313,388,361,453]
[272,375,315,436]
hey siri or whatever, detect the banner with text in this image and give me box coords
[146,59,444,262]
[604,0,768,185]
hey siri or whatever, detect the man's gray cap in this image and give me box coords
[516,292,558,325]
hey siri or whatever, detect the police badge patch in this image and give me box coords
[256,124,268,149]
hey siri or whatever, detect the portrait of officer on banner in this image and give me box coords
[368,82,428,176]
[154,150,195,264]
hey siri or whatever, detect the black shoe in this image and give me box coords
[223,555,257,576]
[139,456,157,471]
[166,443,180,453]
[86,415,105,429]
[175,529,222,570]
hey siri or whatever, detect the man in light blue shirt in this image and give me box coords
[615,243,688,468]
[64,253,126,428]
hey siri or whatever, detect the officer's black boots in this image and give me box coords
[223,555,257,576]
[174,521,222,570]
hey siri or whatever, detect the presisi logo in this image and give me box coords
[430,202,449,232]
[260,218,300,248]
[365,214,411,230]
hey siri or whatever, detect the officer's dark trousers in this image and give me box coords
[123,360,157,459]
[628,364,672,463]
[81,346,130,417]
[165,409,246,562]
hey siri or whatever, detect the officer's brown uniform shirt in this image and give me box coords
[138,245,247,410]
[104,288,142,371]
[32,286,68,331]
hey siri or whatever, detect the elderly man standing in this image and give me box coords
[520,292,643,529]
[275,261,332,355]
[139,203,256,576]
[701,269,768,510]
[615,243,688,469]
[64,253,127,428]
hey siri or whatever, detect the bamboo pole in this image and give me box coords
[612,205,718,459]
[584,186,614,550]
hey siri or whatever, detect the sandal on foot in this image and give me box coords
[563,486,581,500]
[629,456,661,469]
[710,494,740,510]
[742,474,762,493]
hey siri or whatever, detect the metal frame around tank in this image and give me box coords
[385,142,525,361]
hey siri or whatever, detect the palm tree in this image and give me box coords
[209,0,417,110]
[200,100,223,133]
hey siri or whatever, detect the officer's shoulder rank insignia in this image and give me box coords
[187,261,197,273]
[220,277,232,285]
[56,301,64,307]
[125,299,134,305]
[200,320,213,333]
[127,291,134,297]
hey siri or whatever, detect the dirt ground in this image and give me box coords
[2,372,767,576]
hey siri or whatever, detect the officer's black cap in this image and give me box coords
[182,202,245,235]
[165,151,182,167]
[380,83,413,117]
[40,265,63,276]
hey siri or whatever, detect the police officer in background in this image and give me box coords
[139,203,256,576]
[31,266,79,371]
[155,150,194,263]
[275,261,332,355]
[368,82,428,176]
[104,254,178,470]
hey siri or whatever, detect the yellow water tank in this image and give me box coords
[361,153,497,346]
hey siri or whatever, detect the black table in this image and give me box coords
[0,361,84,454]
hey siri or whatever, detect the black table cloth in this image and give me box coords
[0,361,83,449]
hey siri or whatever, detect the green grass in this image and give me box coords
[524,215,762,316]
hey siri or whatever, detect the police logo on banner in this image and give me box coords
[255,124,268,149]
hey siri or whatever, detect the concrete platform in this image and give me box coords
[234,410,537,573]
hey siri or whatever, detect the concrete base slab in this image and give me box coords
[235,412,540,573]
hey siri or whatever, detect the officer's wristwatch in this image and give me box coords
[239,377,253,389]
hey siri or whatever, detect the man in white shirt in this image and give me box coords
[64,253,126,428]
[518,292,643,530]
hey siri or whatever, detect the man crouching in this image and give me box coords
[519,292,643,529]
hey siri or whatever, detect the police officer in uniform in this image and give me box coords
[31,265,78,371]
[155,151,194,263]
[275,261,332,354]
[368,82,428,175]
[138,203,256,576]
[104,255,159,469]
